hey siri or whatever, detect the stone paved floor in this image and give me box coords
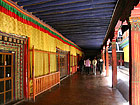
[17,72,127,105]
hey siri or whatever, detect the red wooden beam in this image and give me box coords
[68,52,70,75]
[106,39,110,77]
[27,37,30,99]
[58,53,60,72]
[24,39,28,99]
[112,38,117,88]
[48,53,50,74]
[103,46,105,72]
[106,45,109,77]
[129,11,140,104]
[32,46,35,101]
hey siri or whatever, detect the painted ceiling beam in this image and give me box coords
[43,15,111,23]
[36,9,113,18]
[69,34,105,37]
[35,8,114,18]
[62,34,106,38]
[46,17,110,23]
[21,0,116,7]
[47,19,110,25]
[38,11,113,20]
[21,0,115,9]
[54,26,108,30]
[51,21,110,24]
[60,31,105,36]
[60,32,107,36]
[49,22,110,27]
[44,16,111,22]
[12,0,30,2]
[76,41,103,45]
[51,25,109,29]
[66,36,105,39]
[30,2,115,13]
[59,29,107,33]
[33,4,115,16]
[73,37,105,39]
[22,0,88,8]
[61,32,106,35]
[62,33,106,37]
[40,15,112,22]
[28,1,92,12]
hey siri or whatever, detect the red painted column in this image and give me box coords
[129,17,140,105]
[120,53,123,66]
[103,46,105,72]
[106,45,109,77]
[112,38,117,88]
[67,52,70,75]
[24,40,28,99]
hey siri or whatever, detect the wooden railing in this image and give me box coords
[29,46,61,101]
[33,72,60,101]
[29,46,79,101]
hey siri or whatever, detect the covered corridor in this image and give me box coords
[17,72,127,105]
[0,0,140,105]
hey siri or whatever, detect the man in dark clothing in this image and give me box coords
[78,59,84,73]
[99,58,103,74]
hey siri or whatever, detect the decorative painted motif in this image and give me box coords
[0,31,27,100]
[130,17,140,31]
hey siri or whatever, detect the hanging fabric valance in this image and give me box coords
[0,0,81,50]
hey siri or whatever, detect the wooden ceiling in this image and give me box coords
[11,0,117,51]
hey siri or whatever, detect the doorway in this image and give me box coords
[0,53,13,104]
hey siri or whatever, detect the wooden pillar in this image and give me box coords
[27,37,30,99]
[120,53,123,66]
[48,53,50,74]
[32,46,35,101]
[103,46,105,72]
[23,40,28,99]
[112,38,117,88]
[68,52,70,75]
[58,53,60,72]
[106,45,109,77]
[129,17,140,105]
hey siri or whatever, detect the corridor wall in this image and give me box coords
[0,0,83,77]
[0,0,83,101]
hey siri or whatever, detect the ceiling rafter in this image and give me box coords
[23,0,88,9]
[33,5,115,16]
[34,8,114,18]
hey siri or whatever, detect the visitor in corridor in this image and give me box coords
[78,58,84,73]
[99,58,103,75]
[92,57,97,75]
[97,58,100,71]
[85,58,91,74]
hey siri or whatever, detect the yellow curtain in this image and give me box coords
[44,53,49,74]
[50,54,56,73]
[34,51,43,77]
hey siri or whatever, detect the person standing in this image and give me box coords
[92,57,97,75]
[78,58,84,73]
[78,59,83,72]
[99,58,103,74]
[85,58,91,74]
